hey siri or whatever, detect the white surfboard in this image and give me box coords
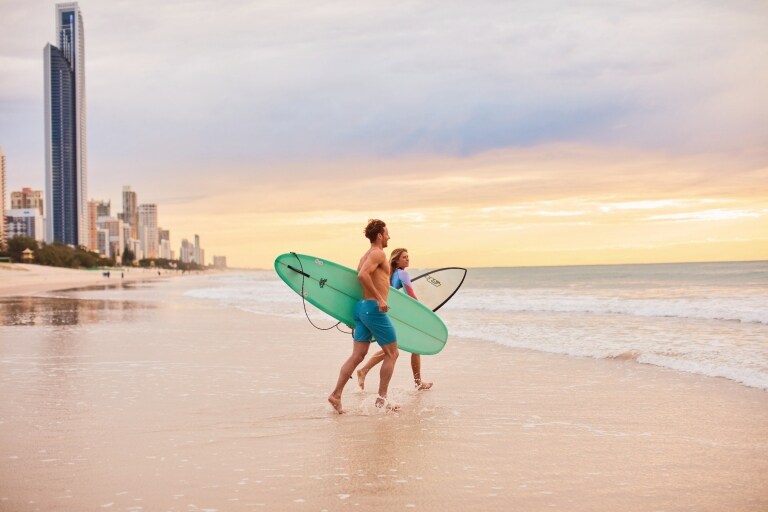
[410,267,467,312]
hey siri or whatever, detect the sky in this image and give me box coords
[1,0,767,268]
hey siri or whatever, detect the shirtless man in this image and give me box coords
[327,219,400,414]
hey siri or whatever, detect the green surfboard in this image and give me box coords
[274,252,448,355]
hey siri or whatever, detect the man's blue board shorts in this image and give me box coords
[353,300,397,346]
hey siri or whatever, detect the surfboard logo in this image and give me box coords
[315,259,324,266]
[319,278,327,288]
[425,276,442,287]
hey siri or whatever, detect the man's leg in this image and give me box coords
[376,342,400,409]
[411,353,433,390]
[356,349,385,390]
[328,342,371,414]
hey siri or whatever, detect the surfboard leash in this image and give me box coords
[290,252,351,334]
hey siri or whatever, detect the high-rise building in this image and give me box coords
[122,186,138,240]
[158,228,171,260]
[129,239,142,261]
[86,199,110,252]
[97,228,110,258]
[97,216,124,260]
[0,146,6,250]
[180,238,195,264]
[95,199,110,218]
[193,234,205,265]
[121,223,131,253]
[86,199,98,251]
[6,209,45,242]
[138,203,158,259]
[44,2,87,247]
[10,188,45,216]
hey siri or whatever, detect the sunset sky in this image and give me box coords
[1,0,766,268]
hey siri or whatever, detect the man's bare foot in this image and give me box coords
[356,368,368,390]
[328,395,345,414]
[415,380,433,390]
[375,396,401,411]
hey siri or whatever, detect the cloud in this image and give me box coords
[6,0,762,164]
[645,209,764,223]
[121,143,766,222]
[3,0,767,178]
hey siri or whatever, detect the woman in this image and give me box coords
[356,248,433,391]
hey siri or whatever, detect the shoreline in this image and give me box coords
[4,263,765,392]
[0,262,191,298]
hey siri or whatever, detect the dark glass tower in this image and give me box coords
[44,3,87,246]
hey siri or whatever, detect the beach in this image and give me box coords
[0,268,766,511]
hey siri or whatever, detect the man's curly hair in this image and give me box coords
[364,219,386,242]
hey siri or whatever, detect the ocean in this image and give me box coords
[185,260,768,390]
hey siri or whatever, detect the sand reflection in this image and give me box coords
[0,297,152,326]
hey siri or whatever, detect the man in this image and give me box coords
[327,219,400,414]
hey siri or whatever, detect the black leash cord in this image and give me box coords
[290,252,345,332]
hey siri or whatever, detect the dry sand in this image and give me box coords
[0,277,766,512]
[0,263,173,297]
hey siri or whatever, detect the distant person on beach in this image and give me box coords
[328,219,400,414]
[357,248,433,391]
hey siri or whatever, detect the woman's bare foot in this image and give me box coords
[415,380,433,390]
[356,368,368,390]
[375,396,401,411]
[327,395,345,414]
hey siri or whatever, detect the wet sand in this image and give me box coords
[0,281,766,511]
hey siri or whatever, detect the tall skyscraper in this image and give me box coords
[180,238,195,264]
[86,199,98,251]
[194,234,202,265]
[44,2,87,247]
[158,228,171,259]
[122,186,138,240]
[85,198,110,252]
[138,203,158,259]
[0,146,6,250]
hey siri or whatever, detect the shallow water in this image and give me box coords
[187,261,768,389]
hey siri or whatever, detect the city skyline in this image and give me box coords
[1,0,766,268]
[3,180,208,261]
[2,3,213,266]
[4,180,209,265]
